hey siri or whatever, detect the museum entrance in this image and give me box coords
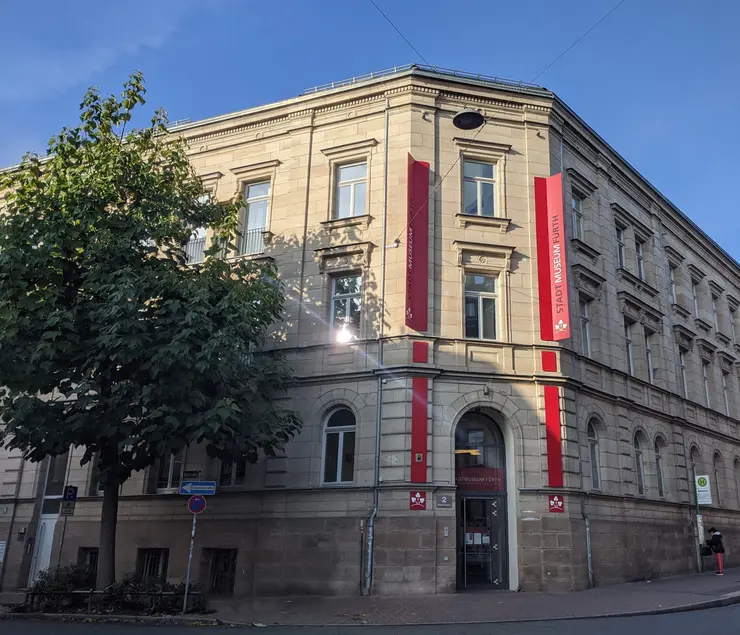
[455,409,508,590]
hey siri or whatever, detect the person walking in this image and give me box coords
[706,528,725,575]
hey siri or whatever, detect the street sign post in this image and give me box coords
[182,495,209,613]
[63,486,78,502]
[179,481,217,496]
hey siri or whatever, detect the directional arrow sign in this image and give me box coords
[179,481,217,496]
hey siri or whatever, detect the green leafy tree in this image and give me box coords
[0,73,301,589]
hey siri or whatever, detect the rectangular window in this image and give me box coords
[136,548,169,582]
[616,226,626,268]
[723,372,731,416]
[731,307,738,344]
[331,275,362,343]
[239,181,269,255]
[645,327,654,384]
[702,362,711,407]
[77,547,98,588]
[464,274,498,340]
[203,548,238,595]
[184,226,207,264]
[579,295,591,357]
[156,450,185,492]
[669,266,678,304]
[463,160,496,217]
[334,162,367,219]
[679,351,688,397]
[220,458,247,487]
[712,295,720,332]
[624,319,634,375]
[571,193,584,241]
[635,237,645,280]
[692,282,700,318]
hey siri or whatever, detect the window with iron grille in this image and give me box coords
[77,547,98,587]
[136,548,169,582]
[202,548,238,595]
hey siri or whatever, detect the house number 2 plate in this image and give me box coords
[436,493,453,508]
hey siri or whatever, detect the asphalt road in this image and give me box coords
[4,606,740,635]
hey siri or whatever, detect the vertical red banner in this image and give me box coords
[405,155,430,332]
[410,376,428,483]
[544,385,563,487]
[534,173,570,341]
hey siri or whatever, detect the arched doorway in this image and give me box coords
[455,408,508,590]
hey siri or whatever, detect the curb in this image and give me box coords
[2,592,740,628]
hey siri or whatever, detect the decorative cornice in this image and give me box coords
[566,167,597,195]
[664,244,685,264]
[718,351,735,373]
[572,263,605,301]
[727,294,739,311]
[616,266,659,299]
[230,159,281,179]
[320,138,378,157]
[687,263,707,281]
[611,202,653,237]
[570,238,601,263]
[673,324,696,351]
[313,241,374,273]
[452,240,515,271]
[456,213,511,233]
[199,171,223,190]
[708,280,725,297]
[696,338,717,363]
[453,136,512,156]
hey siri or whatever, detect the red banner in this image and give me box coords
[544,385,563,487]
[455,467,506,491]
[405,155,430,332]
[410,376,428,483]
[534,173,570,341]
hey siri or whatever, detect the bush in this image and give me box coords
[26,567,207,615]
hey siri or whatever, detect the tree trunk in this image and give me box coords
[96,479,119,589]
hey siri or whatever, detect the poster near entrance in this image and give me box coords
[456,497,507,589]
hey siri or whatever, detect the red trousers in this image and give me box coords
[715,553,724,573]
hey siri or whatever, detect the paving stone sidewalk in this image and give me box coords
[210,570,740,626]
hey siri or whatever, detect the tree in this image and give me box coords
[0,72,301,589]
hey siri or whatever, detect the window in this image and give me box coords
[184,226,207,264]
[156,450,185,492]
[635,237,645,280]
[734,459,740,507]
[713,452,723,507]
[712,295,720,332]
[136,548,169,582]
[645,327,654,384]
[587,421,600,491]
[220,458,247,487]
[331,275,362,343]
[322,408,356,484]
[692,281,700,318]
[731,307,738,344]
[679,351,689,397]
[203,548,238,595]
[624,319,634,375]
[41,451,70,514]
[77,548,98,588]
[634,433,646,495]
[669,266,678,304]
[723,372,731,416]
[571,193,584,240]
[702,361,711,408]
[463,160,496,217]
[616,225,626,268]
[655,437,666,498]
[464,274,498,340]
[579,295,591,357]
[239,181,269,255]
[334,162,367,219]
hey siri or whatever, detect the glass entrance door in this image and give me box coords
[457,497,507,589]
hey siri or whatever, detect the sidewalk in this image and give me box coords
[210,570,740,626]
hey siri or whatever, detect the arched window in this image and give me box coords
[655,436,666,498]
[322,408,356,484]
[587,421,600,491]
[734,459,740,508]
[634,432,646,495]
[713,452,723,507]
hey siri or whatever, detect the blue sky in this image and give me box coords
[1,0,738,258]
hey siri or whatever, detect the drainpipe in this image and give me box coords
[580,496,594,588]
[364,96,391,595]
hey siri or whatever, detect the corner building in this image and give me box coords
[2,65,740,596]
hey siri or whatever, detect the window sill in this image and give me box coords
[320,482,355,488]
[570,238,600,263]
[321,214,372,232]
[456,213,510,233]
[155,488,178,495]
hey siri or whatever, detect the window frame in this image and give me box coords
[220,458,248,488]
[722,371,731,416]
[333,161,368,220]
[462,159,497,218]
[321,408,357,486]
[155,449,186,493]
[655,437,666,498]
[238,180,270,255]
[624,318,634,375]
[645,326,654,384]
[571,191,584,241]
[679,351,689,397]
[634,434,646,496]
[711,294,720,332]
[136,548,170,582]
[615,225,626,268]
[579,295,591,358]
[587,421,601,491]
[713,452,723,507]
[702,361,711,408]
[692,281,700,318]
[463,272,499,341]
[330,273,363,343]
[635,237,645,280]
[669,266,678,304]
